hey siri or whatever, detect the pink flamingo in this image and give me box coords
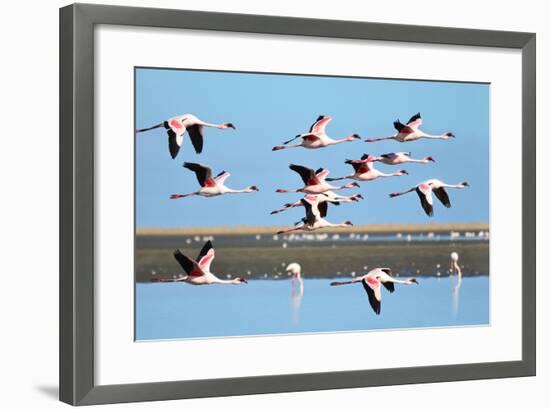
[272,115,360,151]
[270,191,363,215]
[330,268,418,315]
[170,162,259,199]
[365,112,454,143]
[389,179,469,217]
[136,113,235,159]
[326,154,408,182]
[276,164,359,194]
[151,241,247,285]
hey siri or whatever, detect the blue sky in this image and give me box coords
[135,68,489,228]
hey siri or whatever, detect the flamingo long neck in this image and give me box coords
[326,135,356,145]
[325,221,351,228]
[225,186,255,194]
[443,183,466,189]
[199,121,224,129]
[377,170,403,177]
[388,277,416,285]
[420,132,449,139]
[407,158,430,164]
[212,277,241,284]
[451,260,462,275]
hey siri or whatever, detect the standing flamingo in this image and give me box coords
[272,115,360,151]
[276,164,359,194]
[326,154,408,182]
[365,112,454,143]
[389,179,470,217]
[330,268,418,315]
[170,162,259,199]
[286,263,304,322]
[377,152,435,165]
[277,196,353,235]
[136,113,236,159]
[450,252,462,314]
[286,263,304,294]
[270,191,363,215]
[151,241,247,285]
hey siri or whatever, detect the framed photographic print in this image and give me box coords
[59,3,536,406]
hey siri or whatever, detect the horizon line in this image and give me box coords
[136,222,489,236]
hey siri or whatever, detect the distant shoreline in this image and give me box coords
[137,223,489,236]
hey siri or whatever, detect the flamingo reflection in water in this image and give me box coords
[450,252,462,314]
[286,263,304,323]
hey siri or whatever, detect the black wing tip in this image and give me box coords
[316,115,326,121]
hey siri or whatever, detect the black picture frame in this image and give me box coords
[59,3,536,405]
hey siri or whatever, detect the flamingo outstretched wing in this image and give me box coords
[309,115,332,134]
[361,276,382,315]
[433,187,451,208]
[406,112,422,130]
[174,250,204,277]
[290,164,319,185]
[214,170,231,185]
[416,183,434,217]
[197,241,215,273]
[187,124,204,154]
[183,162,215,187]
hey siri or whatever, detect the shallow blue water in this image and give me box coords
[135,277,489,340]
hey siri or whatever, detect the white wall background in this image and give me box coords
[0,1,545,408]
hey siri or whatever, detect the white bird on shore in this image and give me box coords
[326,154,408,182]
[389,179,470,217]
[152,241,247,285]
[272,115,360,151]
[136,113,236,159]
[277,196,353,235]
[330,268,418,315]
[365,112,454,143]
[270,191,363,215]
[276,164,359,194]
[170,162,259,199]
[376,152,435,165]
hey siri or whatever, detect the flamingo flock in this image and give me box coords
[137,110,471,315]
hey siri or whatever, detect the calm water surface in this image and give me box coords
[135,276,489,340]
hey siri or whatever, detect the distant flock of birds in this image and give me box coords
[138,111,470,314]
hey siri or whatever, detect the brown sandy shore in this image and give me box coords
[137,223,489,236]
[135,223,489,282]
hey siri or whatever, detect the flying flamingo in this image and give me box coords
[389,179,470,217]
[151,241,247,285]
[277,196,353,235]
[365,112,454,143]
[170,162,259,199]
[136,113,236,159]
[272,115,360,151]
[376,152,435,165]
[276,164,359,194]
[330,268,418,315]
[326,154,408,182]
[270,191,364,215]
